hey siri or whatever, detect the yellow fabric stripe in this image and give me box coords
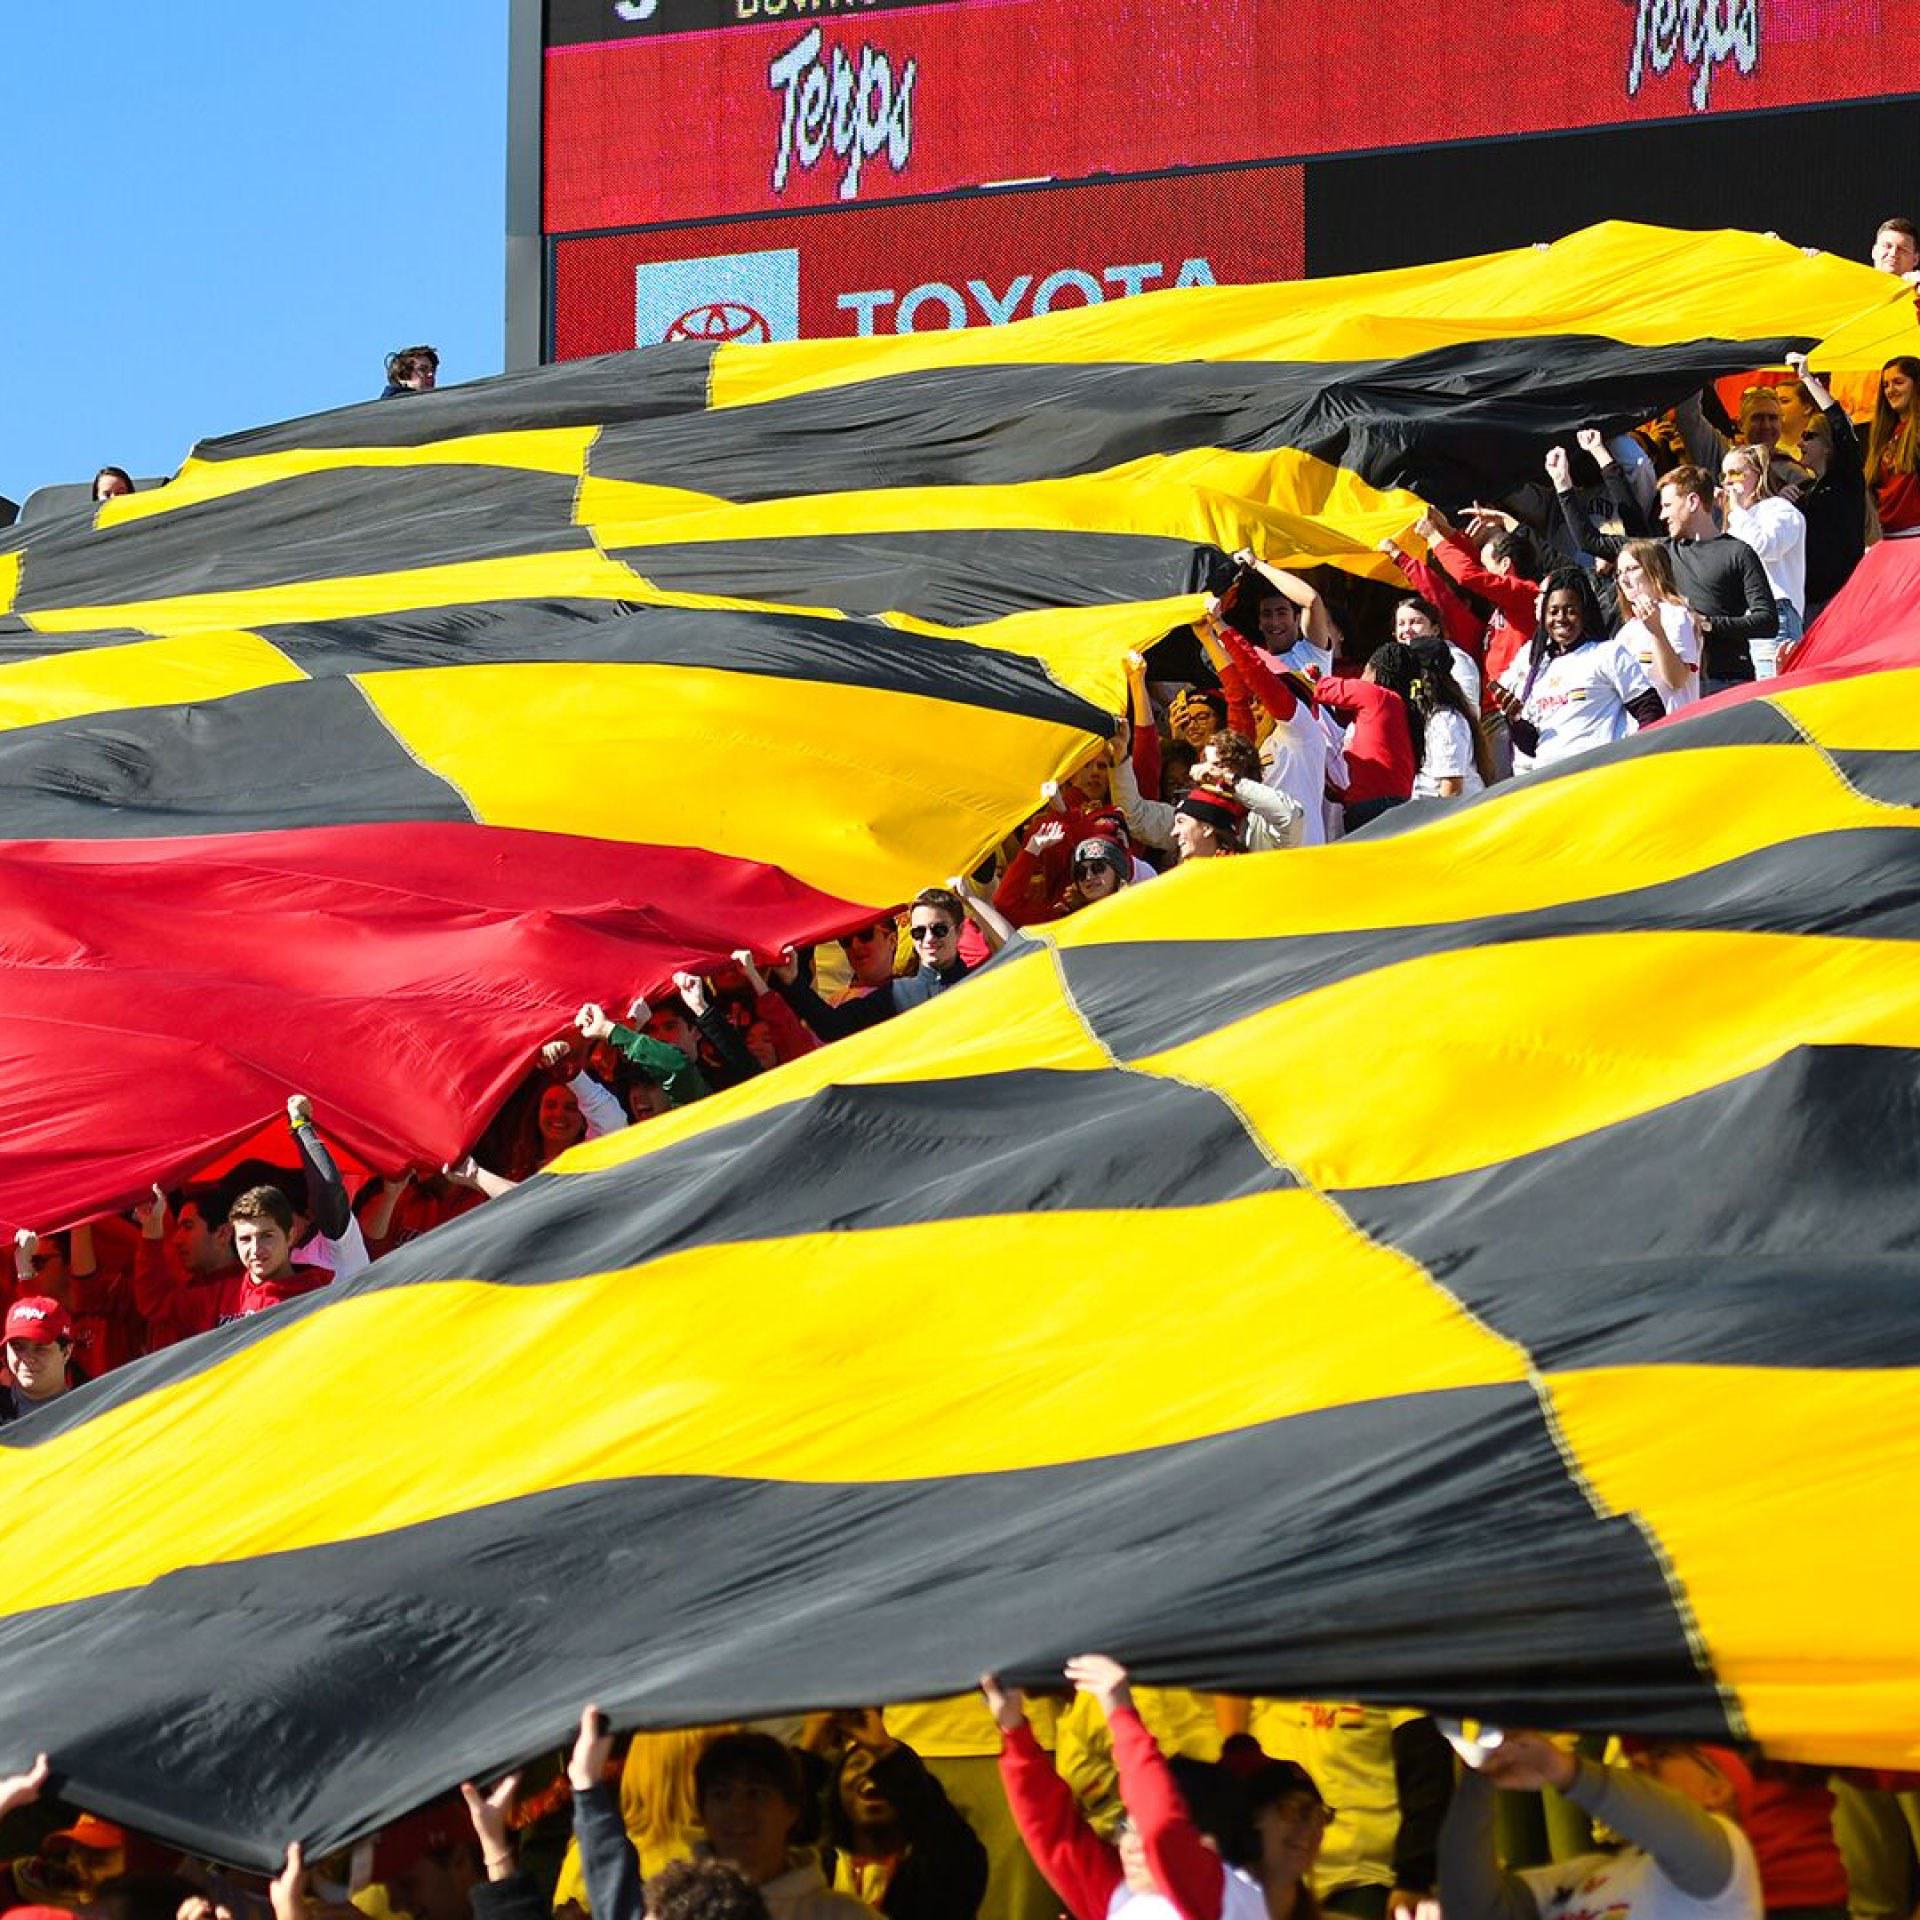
[1811,283,1920,378]
[24,550,648,636]
[712,223,1892,411]
[1138,930,1920,1190]
[356,660,1103,902]
[1767,666,1920,754]
[0,549,19,616]
[0,1189,1526,1616]
[1548,1365,1920,1768]
[1055,739,1915,952]
[98,429,599,526]
[557,945,1110,1176]
[586,447,1422,586]
[0,631,306,734]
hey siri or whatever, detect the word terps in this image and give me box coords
[1626,0,1760,110]
[769,25,917,201]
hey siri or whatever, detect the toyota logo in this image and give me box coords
[664,301,772,344]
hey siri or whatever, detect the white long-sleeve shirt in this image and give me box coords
[1727,496,1807,614]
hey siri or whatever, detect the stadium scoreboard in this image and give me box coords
[509,0,1920,365]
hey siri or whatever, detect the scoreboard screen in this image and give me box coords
[513,0,1920,361]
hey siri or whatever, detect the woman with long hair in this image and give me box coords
[1398,639,1497,797]
[1314,641,1422,831]
[1720,443,1807,674]
[1614,540,1701,713]
[1864,355,1920,534]
[1489,566,1667,773]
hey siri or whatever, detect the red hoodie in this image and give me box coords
[1313,677,1417,803]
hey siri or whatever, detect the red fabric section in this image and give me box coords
[0,822,869,1234]
[1660,534,1920,724]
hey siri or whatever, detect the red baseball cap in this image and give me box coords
[5,1298,72,1346]
[43,1815,126,1854]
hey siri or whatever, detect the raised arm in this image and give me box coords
[1232,549,1342,653]
[1549,446,1626,561]
[1068,1655,1223,1920]
[569,1705,643,1920]
[1437,1766,1542,1920]
[955,873,1016,954]
[289,1095,350,1240]
[985,1673,1122,1920]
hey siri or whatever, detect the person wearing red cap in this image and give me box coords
[0,1805,128,1910]
[1172,784,1249,862]
[2,1297,75,1421]
[1439,1733,1761,1920]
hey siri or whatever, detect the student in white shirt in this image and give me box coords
[1402,642,1495,798]
[1491,567,1668,773]
[1614,540,1702,715]
[1439,1732,1761,1920]
[1392,592,1482,711]
[1720,445,1807,677]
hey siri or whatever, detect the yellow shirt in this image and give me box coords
[1246,1702,1424,1894]
[885,1692,1059,1757]
[1054,1688,1224,1825]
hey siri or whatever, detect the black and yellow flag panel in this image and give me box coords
[6,221,1896,1230]
[3,663,1916,1861]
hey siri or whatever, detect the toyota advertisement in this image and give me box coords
[530,0,1920,360]
[550,165,1304,357]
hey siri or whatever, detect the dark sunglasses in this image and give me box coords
[1073,861,1110,878]
[910,921,953,941]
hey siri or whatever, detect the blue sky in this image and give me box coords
[0,4,508,504]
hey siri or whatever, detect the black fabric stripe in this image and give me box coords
[0,679,473,838]
[257,600,1110,731]
[1829,748,1920,809]
[191,347,715,459]
[1064,824,1920,1060]
[0,624,156,662]
[1338,1044,1920,1372]
[0,1385,1722,1864]
[1356,696,1808,841]
[605,529,1220,626]
[4,1049,1287,1441]
[12,468,590,613]
[590,335,1809,502]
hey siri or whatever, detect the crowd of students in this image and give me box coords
[6,224,1919,1920]
[4,1663,1919,1920]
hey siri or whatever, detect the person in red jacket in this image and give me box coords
[1313,646,1421,831]
[135,1184,331,1338]
[984,1657,1268,1920]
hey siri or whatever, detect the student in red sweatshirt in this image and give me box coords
[985,1657,1268,1920]
[1313,645,1421,832]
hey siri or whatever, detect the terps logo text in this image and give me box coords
[769,26,917,201]
[1626,0,1760,109]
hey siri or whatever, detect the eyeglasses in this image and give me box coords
[1073,862,1109,879]
[910,921,952,942]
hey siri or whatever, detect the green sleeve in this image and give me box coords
[607,1024,710,1106]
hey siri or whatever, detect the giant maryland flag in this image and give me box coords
[0,222,1909,1230]
[0,651,1916,1860]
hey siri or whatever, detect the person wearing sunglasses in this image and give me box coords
[769,884,1012,1044]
